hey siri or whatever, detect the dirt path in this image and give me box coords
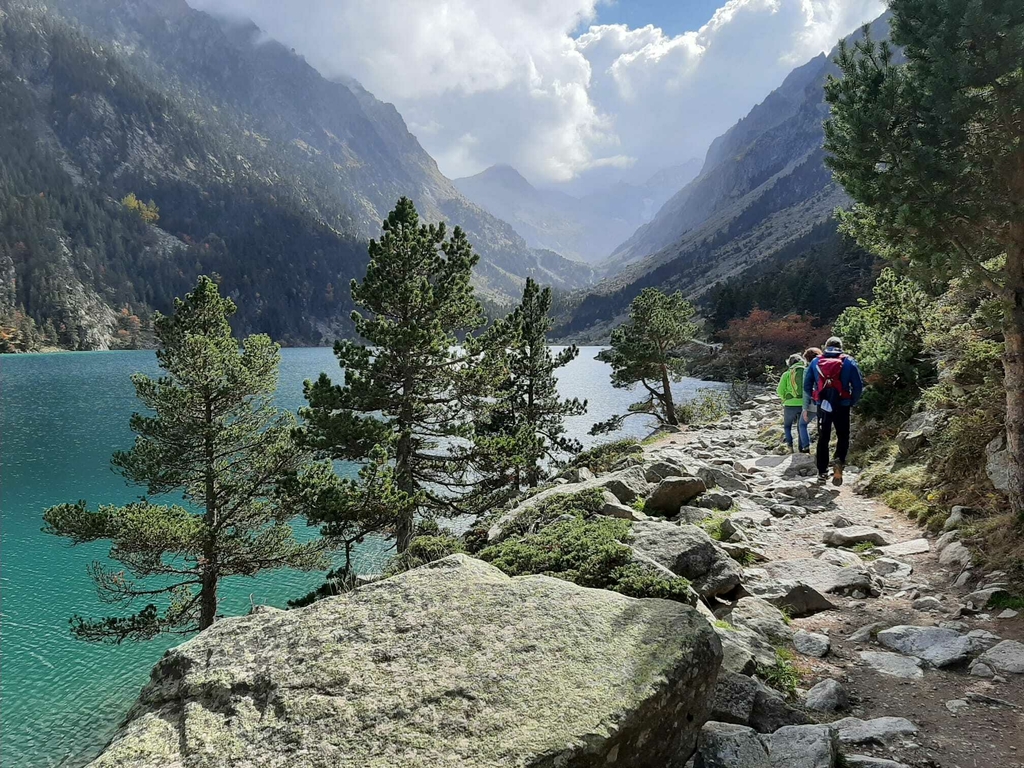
[652,403,1024,768]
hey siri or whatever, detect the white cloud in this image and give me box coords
[189,0,884,183]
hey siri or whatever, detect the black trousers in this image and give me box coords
[816,404,851,474]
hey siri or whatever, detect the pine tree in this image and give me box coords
[475,278,587,499]
[299,198,485,552]
[823,3,1024,520]
[43,276,327,641]
[592,288,697,434]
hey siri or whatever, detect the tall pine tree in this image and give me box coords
[300,198,486,552]
[824,3,1024,520]
[474,278,587,499]
[592,288,697,434]
[43,276,326,641]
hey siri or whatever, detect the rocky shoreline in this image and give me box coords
[88,396,1024,768]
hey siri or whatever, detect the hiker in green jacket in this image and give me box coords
[777,353,810,453]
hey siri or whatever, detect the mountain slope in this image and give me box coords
[555,15,890,341]
[0,0,593,348]
[454,161,700,264]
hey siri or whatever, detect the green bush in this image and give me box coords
[478,516,692,602]
[567,439,642,473]
[386,533,466,575]
[676,388,729,425]
[883,488,929,520]
[757,648,800,697]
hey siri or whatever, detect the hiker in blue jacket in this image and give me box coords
[803,336,863,486]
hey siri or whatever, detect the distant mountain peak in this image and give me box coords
[461,164,536,193]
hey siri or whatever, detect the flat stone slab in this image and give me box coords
[88,555,722,768]
[831,716,919,745]
[859,651,924,679]
[760,558,842,594]
[822,526,893,548]
[876,625,972,667]
[877,539,930,556]
[978,640,1024,674]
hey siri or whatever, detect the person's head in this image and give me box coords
[825,336,843,351]
[804,347,822,362]
[787,353,803,367]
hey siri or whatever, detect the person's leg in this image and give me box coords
[783,406,799,449]
[816,409,834,476]
[834,405,851,464]
[797,412,811,452]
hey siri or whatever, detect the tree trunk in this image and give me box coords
[1004,239,1024,522]
[660,362,678,426]
[200,397,219,630]
[199,557,218,630]
[395,368,416,553]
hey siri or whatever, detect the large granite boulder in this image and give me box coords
[895,411,947,457]
[645,476,708,514]
[89,556,722,768]
[630,521,743,597]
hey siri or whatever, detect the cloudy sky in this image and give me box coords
[189,0,884,187]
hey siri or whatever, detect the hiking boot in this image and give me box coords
[832,462,844,487]
[817,472,828,483]
[799,447,810,454]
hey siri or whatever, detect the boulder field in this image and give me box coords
[88,394,1024,767]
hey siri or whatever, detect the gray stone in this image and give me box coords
[997,609,1019,619]
[828,566,877,598]
[599,491,648,521]
[858,652,924,679]
[962,587,1007,611]
[720,542,770,564]
[766,724,839,768]
[831,717,919,745]
[977,639,1024,674]
[697,465,753,493]
[870,558,912,580]
[822,526,893,548]
[645,459,686,483]
[969,660,995,678]
[895,411,947,456]
[794,631,830,658]
[695,722,770,768]
[912,596,946,613]
[847,622,886,642]
[986,433,1010,492]
[89,555,722,768]
[945,699,969,714]
[645,476,707,514]
[876,538,930,557]
[832,514,855,528]
[845,757,911,768]
[934,529,960,552]
[938,540,972,568]
[750,580,836,618]
[697,491,735,511]
[676,506,715,524]
[720,597,794,645]
[966,629,1002,651]
[761,559,842,594]
[943,505,976,531]
[709,672,808,733]
[716,624,778,676]
[818,549,863,568]
[876,625,973,668]
[802,679,847,713]
[629,521,743,597]
[602,465,654,504]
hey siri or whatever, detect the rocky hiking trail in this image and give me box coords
[87,395,1023,768]
[649,395,1024,768]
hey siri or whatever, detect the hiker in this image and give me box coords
[777,353,810,453]
[801,346,822,434]
[804,337,863,485]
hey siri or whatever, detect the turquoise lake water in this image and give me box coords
[0,347,720,766]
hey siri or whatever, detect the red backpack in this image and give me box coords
[812,355,850,404]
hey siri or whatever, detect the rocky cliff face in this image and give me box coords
[454,162,700,265]
[0,0,593,348]
[555,14,891,341]
[89,555,721,768]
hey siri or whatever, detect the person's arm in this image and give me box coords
[847,358,864,405]
[777,371,788,401]
[802,362,814,409]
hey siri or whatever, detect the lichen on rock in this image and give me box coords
[90,555,722,768]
